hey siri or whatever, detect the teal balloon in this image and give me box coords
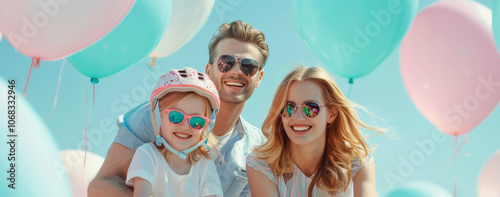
[68,0,172,79]
[385,181,452,197]
[292,0,418,79]
[493,0,500,54]
[0,78,71,196]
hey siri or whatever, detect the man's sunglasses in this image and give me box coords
[212,55,260,77]
[165,109,210,130]
[280,101,325,119]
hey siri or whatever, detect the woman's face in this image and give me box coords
[160,94,207,152]
[281,80,335,146]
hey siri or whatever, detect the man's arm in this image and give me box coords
[88,143,136,197]
[353,158,377,197]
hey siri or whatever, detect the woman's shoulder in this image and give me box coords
[351,154,373,178]
[246,152,277,183]
[246,152,268,168]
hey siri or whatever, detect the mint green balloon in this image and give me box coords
[68,0,172,80]
[492,0,500,55]
[292,0,418,80]
[385,181,452,197]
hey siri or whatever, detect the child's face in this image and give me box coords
[160,94,208,152]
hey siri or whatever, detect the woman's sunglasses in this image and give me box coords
[212,55,260,77]
[280,102,325,119]
[165,109,210,130]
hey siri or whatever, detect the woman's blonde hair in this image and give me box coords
[208,20,269,67]
[254,66,384,196]
[152,92,218,165]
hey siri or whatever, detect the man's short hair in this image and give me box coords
[208,20,270,68]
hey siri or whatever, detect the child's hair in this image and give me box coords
[254,66,384,196]
[154,92,218,165]
[208,20,270,67]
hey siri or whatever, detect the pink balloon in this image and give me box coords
[478,151,500,197]
[60,150,104,197]
[400,0,500,136]
[0,0,135,60]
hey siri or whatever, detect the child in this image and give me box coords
[246,66,384,197]
[126,67,223,197]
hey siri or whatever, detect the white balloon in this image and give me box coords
[149,0,215,64]
[60,150,105,197]
[477,151,500,197]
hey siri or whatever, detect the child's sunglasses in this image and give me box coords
[165,109,210,130]
[211,55,260,77]
[280,102,325,119]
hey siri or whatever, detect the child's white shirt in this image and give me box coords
[126,143,223,197]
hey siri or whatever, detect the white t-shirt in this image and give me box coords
[126,143,223,197]
[210,127,235,150]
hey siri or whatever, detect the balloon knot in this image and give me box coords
[90,78,99,84]
[32,58,41,69]
[348,78,354,84]
[149,57,157,67]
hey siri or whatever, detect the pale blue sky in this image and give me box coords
[0,0,499,196]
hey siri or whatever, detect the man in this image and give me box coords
[88,20,269,197]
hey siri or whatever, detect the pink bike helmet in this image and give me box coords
[150,67,220,115]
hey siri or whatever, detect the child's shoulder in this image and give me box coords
[192,156,218,172]
[194,156,213,165]
[138,142,157,151]
[135,143,162,159]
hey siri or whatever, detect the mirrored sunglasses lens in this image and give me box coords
[218,55,236,73]
[303,102,321,118]
[189,116,206,129]
[240,59,259,76]
[168,111,185,124]
[281,103,295,118]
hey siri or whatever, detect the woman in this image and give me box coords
[246,66,384,197]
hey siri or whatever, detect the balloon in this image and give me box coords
[385,181,452,197]
[0,0,135,60]
[477,151,500,197]
[292,0,418,80]
[0,78,71,196]
[60,150,105,197]
[67,0,172,79]
[492,0,500,55]
[400,0,500,136]
[149,0,214,66]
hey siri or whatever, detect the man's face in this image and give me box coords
[206,38,264,104]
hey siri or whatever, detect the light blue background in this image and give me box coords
[0,0,498,196]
